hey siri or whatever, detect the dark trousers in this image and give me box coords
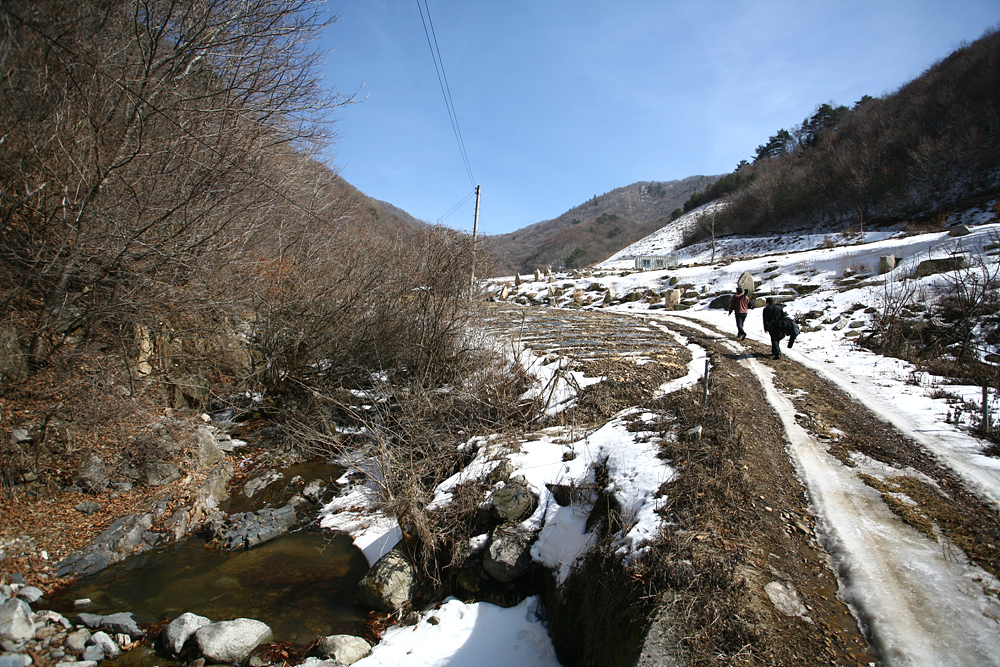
[734,313,747,338]
[769,331,783,358]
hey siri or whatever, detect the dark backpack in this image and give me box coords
[778,315,800,336]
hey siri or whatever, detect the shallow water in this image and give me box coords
[50,529,369,643]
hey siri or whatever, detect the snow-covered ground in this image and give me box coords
[320,206,1000,666]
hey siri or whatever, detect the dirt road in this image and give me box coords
[500,304,1000,666]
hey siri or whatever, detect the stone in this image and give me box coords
[301,479,326,503]
[142,461,181,487]
[57,662,96,667]
[499,285,510,300]
[737,271,756,296]
[14,588,42,605]
[161,613,212,655]
[948,224,972,237]
[195,618,272,664]
[684,426,703,442]
[355,549,419,613]
[489,483,538,524]
[216,505,297,550]
[96,613,142,640]
[533,269,542,281]
[663,289,681,307]
[878,255,896,274]
[483,527,534,583]
[299,659,339,667]
[708,294,732,310]
[171,374,211,408]
[913,256,967,278]
[74,502,102,516]
[764,581,809,618]
[315,635,372,665]
[195,425,224,466]
[0,600,34,644]
[602,290,617,304]
[188,462,234,526]
[33,611,71,630]
[64,629,92,653]
[78,454,108,494]
[0,655,25,667]
[81,645,103,662]
[486,460,515,484]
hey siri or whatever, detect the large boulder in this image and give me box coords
[215,505,297,550]
[0,599,34,644]
[663,289,682,307]
[737,271,756,296]
[489,482,538,525]
[482,527,535,583]
[878,255,897,274]
[195,425,225,466]
[708,294,732,310]
[78,454,109,493]
[161,612,212,655]
[913,256,967,278]
[195,618,272,664]
[142,461,181,487]
[315,635,372,665]
[355,549,419,613]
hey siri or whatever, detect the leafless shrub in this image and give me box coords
[935,237,1000,366]
[0,0,347,372]
[862,274,920,356]
[277,332,537,588]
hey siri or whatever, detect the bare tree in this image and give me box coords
[0,0,349,370]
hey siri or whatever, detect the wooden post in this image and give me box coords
[470,185,481,286]
[983,384,991,435]
[702,358,710,405]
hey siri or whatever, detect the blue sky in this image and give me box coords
[318,1,998,235]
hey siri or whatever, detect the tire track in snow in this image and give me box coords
[736,345,1000,667]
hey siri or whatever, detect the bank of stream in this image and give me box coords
[47,461,372,645]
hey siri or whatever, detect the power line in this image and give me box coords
[416,0,476,187]
[436,187,477,224]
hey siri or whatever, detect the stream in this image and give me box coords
[48,462,372,645]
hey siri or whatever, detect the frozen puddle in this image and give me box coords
[739,350,1000,667]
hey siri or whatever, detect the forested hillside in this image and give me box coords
[686,27,1000,242]
[487,175,719,276]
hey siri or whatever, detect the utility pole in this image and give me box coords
[471,185,481,286]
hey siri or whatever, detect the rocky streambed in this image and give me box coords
[0,448,389,667]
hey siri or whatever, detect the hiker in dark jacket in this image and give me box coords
[761,297,798,359]
[727,288,753,340]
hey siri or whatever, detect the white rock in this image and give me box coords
[764,580,810,619]
[89,631,121,659]
[0,599,35,643]
[161,612,212,655]
[315,635,372,665]
[195,618,272,663]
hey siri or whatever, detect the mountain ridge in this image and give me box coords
[485,175,720,276]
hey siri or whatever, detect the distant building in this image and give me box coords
[635,255,678,270]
